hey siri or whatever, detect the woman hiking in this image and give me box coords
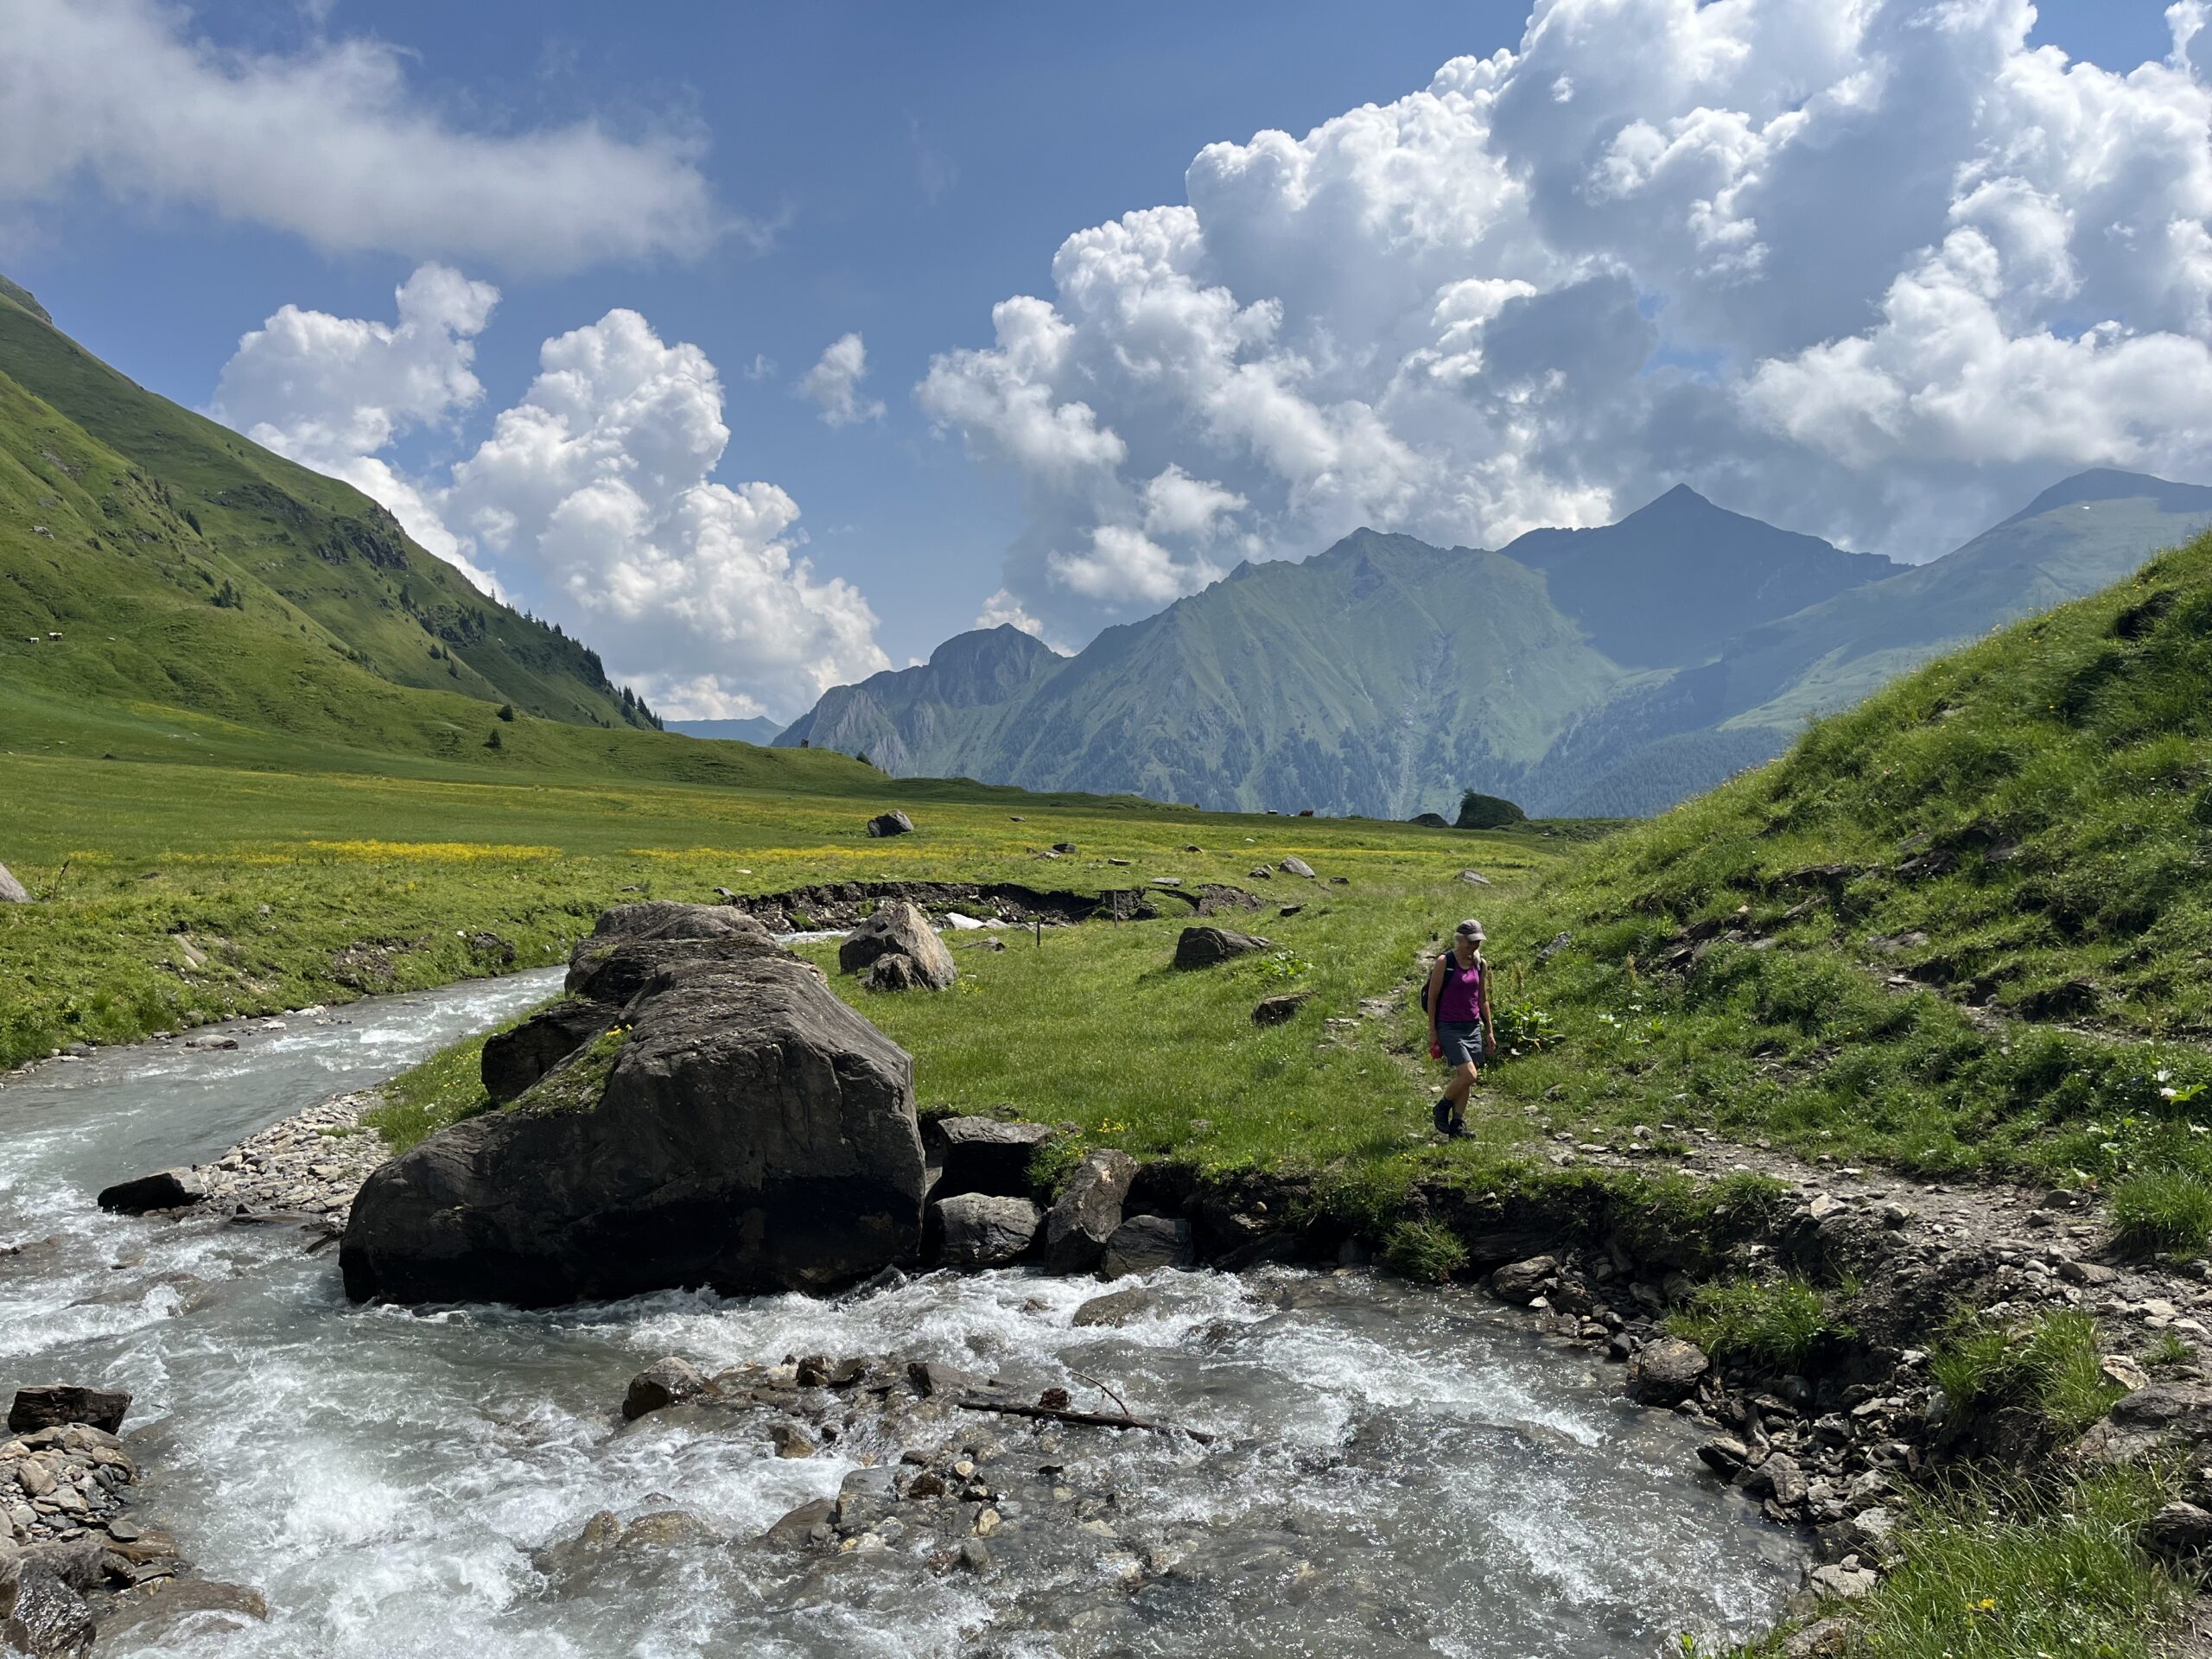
[1427,918,1497,1137]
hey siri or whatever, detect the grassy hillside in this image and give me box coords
[0,279,658,740]
[1482,530,2212,1203]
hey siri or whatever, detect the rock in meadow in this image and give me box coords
[930,1194,1041,1268]
[1625,1337,1710,1406]
[929,1116,1055,1200]
[1042,1149,1138,1274]
[1457,868,1492,887]
[0,861,28,904]
[1250,990,1313,1027]
[866,810,915,837]
[1172,926,1271,969]
[839,900,957,990]
[8,1387,130,1436]
[341,942,927,1307]
[1278,855,1316,879]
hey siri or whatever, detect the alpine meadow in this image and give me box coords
[5,5,2212,1659]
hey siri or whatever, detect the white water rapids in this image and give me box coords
[0,972,1804,1656]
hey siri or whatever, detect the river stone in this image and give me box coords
[1808,1562,1878,1600]
[930,1195,1041,1268]
[0,863,27,904]
[1071,1287,1153,1327]
[623,1356,712,1421]
[1783,1619,1852,1658]
[1099,1215,1195,1279]
[6,1559,91,1659]
[866,810,915,838]
[764,1497,834,1547]
[839,901,957,990]
[1625,1338,1710,1406]
[95,1168,210,1215]
[1042,1150,1138,1274]
[929,1116,1055,1200]
[340,946,927,1307]
[481,999,617,1103]
[8,1388,130,1436]
[1278,856,1316,879]
[1488,1255,1557,1305]
[1172,927,1271,970]
[93,1579,268,1649]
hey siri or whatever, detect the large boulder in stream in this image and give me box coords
[340,912,927,1307]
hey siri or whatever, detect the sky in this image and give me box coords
[0,0,2200,722]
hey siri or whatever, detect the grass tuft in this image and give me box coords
[2111,1166,2212,1259]
[1667,1277,1836,1371]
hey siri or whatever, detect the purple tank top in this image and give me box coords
[1435,954,1485,1024]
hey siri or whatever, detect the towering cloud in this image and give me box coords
[213,271,889,718]
[920,0,2212,639]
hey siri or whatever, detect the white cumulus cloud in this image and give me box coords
[798,333,887,427]
[0,0,721,270]
[211,271,889,717]
[919,0,2212,640]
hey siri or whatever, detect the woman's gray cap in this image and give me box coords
[1455,918,1486,941]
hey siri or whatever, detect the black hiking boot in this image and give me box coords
[1433,1098,1452,1135]
[1445,1113,1467,1138]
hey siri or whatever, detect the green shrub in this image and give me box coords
[2112,1167,2212,1258]
[1382,1219,1468,1283]
[1668,1277,1834,1371]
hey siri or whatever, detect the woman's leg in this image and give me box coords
[1445,1060,1479,1111]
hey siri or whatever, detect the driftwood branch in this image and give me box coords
[954,1396,1216,1444]
[1068,1367,1131,1418]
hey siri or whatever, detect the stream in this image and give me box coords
[0,972,1805,1656]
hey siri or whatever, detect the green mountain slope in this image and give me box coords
[778,625,1066,774]
[0,276,658,737]
[1489,525,2212,1183]
[1503,483,1896,668]
[779,471,2204,821]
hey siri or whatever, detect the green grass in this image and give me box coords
[363,1026,505,1154]
[2111,1166,2212,1258]
[1929,1310,2125,1439]
[1667,1277,1839,1372]
[1471,533,2212,1192]
[1735,1470,2192,1659]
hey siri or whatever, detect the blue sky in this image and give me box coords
[1,0,2199,719]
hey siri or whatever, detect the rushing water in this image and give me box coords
[0,974,1804,1657]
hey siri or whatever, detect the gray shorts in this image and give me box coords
[1438,1021,1486,1067]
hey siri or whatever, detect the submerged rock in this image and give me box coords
[340,933,927,1307]
[93,1579,269,1650]
[96,1169,210,1215]
[623,1357,713,1421]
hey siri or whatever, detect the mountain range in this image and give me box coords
[775,473,2212,817]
